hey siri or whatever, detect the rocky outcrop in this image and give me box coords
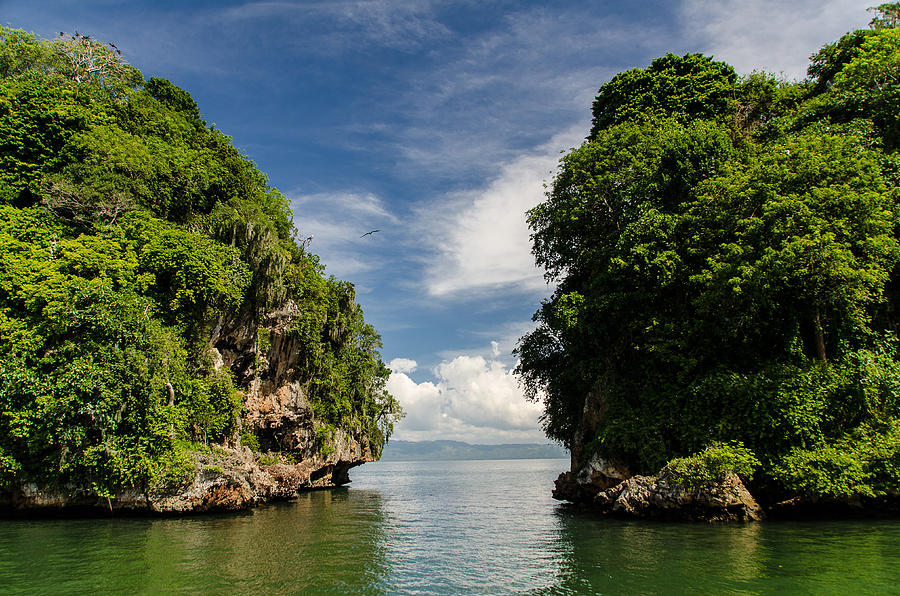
[554,459,763,522]
[552,452,631,502]
[1,299,380,516]
[556,382,763,521]
[146,440,371,513]
[592,471,764,522]
[1,439,371,515]
[553,437,764,521]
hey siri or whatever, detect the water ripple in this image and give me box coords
[2,459,900,594]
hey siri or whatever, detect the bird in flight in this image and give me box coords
[360,229,380,238]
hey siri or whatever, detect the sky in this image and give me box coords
[3,0,874,444]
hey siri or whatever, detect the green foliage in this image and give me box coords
[240,430,260,453]
[590,53,738,138]
[182,369,242,446]
[0,28,401,497]
[123,213,251,321]
[662,442,760,489]
[316,423,336,457]
[517,7,900,502]
[0,28,57,79]
[144,77,201,121]
[774,422,900,500]
[832,27,900,147]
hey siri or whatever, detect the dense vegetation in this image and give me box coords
[0,29,400,496]
[517,5,900,501]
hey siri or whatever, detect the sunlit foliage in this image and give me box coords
[0,27,401,496]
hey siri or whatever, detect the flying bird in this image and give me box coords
[360,229,380,238]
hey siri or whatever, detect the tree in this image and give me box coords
[589,53,738,138]
[832,27,900,146]
[52,32,139,91]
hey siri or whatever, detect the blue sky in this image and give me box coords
[3,0,872,443]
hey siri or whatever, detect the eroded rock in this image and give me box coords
[588,470,763,522]
[553,452,631,503]
[0,299,381,516]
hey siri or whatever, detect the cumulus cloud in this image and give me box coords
[386,370,442,432]
[388,357,418,374]
[681,0,872,80]
[288,191,398,279]
[386,349,545,444]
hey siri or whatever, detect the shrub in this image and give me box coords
[662,442,760,489]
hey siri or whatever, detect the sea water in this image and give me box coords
[1,458,899,594]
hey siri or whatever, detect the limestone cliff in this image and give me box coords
[1,299,385,515]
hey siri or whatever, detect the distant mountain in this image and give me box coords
[379,440,568,462]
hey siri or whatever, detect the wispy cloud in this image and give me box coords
[219,0,451,52]
[289,191,399,278]
[415,126,582,299]
[680,0,872,80]
[377,6,659,184]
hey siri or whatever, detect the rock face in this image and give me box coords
[1,440,372,515]
[554,460,763,522]
[592,471,764,522]
[0,301,380,516]
[552,452,631,502]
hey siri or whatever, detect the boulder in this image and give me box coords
[593,470,764,522]
[552,452,631,503]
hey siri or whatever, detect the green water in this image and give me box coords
[1,459,899,594]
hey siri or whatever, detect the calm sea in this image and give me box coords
[1,458,899,594]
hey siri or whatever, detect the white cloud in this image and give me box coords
[388,357,418,374]
[681,0,872,80]
[382,7,650,183]
[288,191,398,278]
[417,126,582,298]
[385,371,442,432]
[386,349,545,444]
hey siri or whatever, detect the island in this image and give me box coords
[515,4,900,521]
[0,28,402,514]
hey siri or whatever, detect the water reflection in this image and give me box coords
[0,489,392,595]
[4,461,900,595]
[545,506,900,595]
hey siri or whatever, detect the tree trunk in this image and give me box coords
[813,308,826,362]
